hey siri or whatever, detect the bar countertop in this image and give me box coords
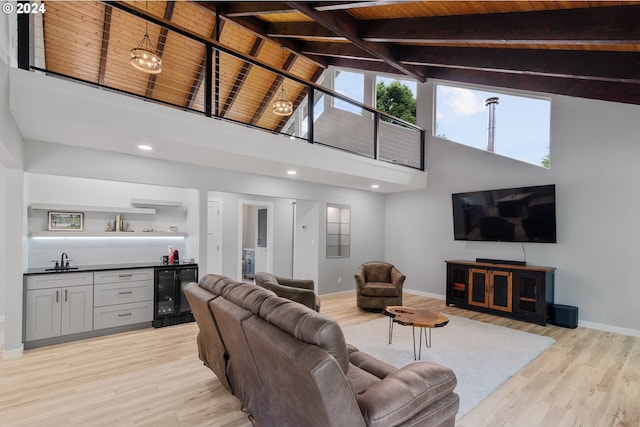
[24,262,198,275]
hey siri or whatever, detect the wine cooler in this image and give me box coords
[153,264,198,327]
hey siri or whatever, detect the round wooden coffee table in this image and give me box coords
[383,306,449,360]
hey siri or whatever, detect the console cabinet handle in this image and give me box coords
[118,274,133,279]
[118,313,132,317]
[118,291,133,295]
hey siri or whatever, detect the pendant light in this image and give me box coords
[130,1,162,74]
[272,47,293,117]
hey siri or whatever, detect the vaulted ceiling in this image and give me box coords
[38,0,640,137]
[209,1,640,105]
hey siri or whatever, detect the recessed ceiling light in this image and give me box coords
[371,184,379,189]
[287,170,297,175]
[138,144,153,151]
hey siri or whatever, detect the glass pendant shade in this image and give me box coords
[272,86,293,116]
[130,33,162,74]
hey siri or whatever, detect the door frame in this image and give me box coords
[206,196,223,274]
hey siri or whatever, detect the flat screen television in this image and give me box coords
[452,184,556,243]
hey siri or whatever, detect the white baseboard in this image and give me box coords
[2,344,24,360]
[404,288,445,300]
[578,320,640,338]
[321,289,354,297]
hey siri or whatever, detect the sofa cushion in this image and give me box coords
[357,362,458,427]
[360,282,400,297]
[259,296,350,373]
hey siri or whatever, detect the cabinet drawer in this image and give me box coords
[94,280,153,307]
[93,301,153,329]
[26,272,93,290]
[94,268,153,284]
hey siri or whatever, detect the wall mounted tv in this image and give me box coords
[452,184,556,243]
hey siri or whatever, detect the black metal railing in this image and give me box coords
[17,1,424,170]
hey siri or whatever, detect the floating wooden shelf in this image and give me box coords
[130,198,183,208]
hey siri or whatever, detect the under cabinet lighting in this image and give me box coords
[32,235,185,241]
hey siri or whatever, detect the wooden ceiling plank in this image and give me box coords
[98,4,113,86]
[220,37,266,117]
[145,1,176,98]
[359,5,640,46]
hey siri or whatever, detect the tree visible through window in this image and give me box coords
[376,78,417,124]
[435,84,551,168]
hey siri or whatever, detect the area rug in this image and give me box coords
[342,314,554,418]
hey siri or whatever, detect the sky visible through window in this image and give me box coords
[435,84,551,168]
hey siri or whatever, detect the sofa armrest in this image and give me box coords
[276,276,315,291]
[354,267,366,291]
[269,283,318,311]
[357,362,457,427]
[390,267,406,290]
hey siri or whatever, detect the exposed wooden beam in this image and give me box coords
[145,1,175,98]
[250,51,296,125]
[98,4,113,86]
[398,46,640,84]
[314,1,409,12]
[284,1,426,82]
[219,2,294,17]
[220,37,265,117]
[301,41,378,61]
[359,5,640,46]
[267,22,346,41]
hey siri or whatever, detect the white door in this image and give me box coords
[207,200,220,274]
[255,208,268,273]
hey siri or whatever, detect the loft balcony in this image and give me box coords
[11,1,427,192]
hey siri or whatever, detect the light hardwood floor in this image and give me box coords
[1,292,638,427]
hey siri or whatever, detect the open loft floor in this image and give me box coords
[0,292,638,427]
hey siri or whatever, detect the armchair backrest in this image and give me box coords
[361,261,393,283]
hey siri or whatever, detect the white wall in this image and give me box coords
[386,80,640,334]
[293,200,320,285]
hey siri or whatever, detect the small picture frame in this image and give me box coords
[48,211,84,231]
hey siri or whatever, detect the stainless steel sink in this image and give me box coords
[44,267,80,272]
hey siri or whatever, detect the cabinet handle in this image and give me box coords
[65,289,68,302]
[118,313,132,317]
[118,274,133,278]
[118,291,133,295]
[56,290,59,303]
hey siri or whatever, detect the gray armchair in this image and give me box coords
[354,261,405,310]
[254,271,321,311]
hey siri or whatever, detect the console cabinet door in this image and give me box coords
[488,270,513,312]
[446,263,469,306]
[61,284,94,335]
[25,288,62,341]
[468,268,489,307]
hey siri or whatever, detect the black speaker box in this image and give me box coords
[551,304,578,329]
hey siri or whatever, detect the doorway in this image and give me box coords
[206,198,222,274]
[238,200,273,280]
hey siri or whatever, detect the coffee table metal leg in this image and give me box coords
[388,317,394,344]
[412,327,417,360]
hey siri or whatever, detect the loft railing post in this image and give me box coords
[420,129,426,171]
[373,112,380,160]
[205,45,213,118]
[17,4,30,70]
[307,85,314,143]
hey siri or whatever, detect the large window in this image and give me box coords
[334,70,364,114]
[435,83,551,168]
